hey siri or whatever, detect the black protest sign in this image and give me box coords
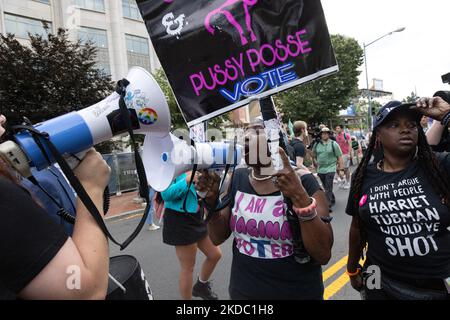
[137,0,338,126]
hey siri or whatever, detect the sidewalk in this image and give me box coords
[105,190,145,219]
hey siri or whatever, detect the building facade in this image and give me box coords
[0,0,161,81]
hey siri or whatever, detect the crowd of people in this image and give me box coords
[0,95,449,300]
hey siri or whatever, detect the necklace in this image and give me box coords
[250,168,272,181]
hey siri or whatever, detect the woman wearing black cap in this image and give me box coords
[346,99,450,300]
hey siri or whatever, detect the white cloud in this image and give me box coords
[321,0,450,100]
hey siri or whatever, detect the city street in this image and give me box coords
[2,0,450,305]
[107,180,360,300]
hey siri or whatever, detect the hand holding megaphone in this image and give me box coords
[73,148,111,195]
[194,169,221,200]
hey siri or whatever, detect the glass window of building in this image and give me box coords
[4,13,52,39]
[75,0,105,12]
[34,0,50,4]
[125,34,151,71]
[122,0,141,20]
[78,27,111,75]
[78,27,108,48]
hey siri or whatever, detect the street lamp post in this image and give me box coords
[363,27,405,130]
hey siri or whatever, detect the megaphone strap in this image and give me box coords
[37,131,120,246]
[115,78,151,250]
[27,175,76,225]
[182,138,198,214]
[183,165,198,213]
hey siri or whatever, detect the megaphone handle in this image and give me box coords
[197,190,208,198]
[64,151,87,170]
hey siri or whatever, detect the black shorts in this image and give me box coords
[162,208,207,246]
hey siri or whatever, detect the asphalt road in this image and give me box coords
[107,179,360,300]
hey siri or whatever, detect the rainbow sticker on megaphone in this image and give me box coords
[138,108,158,125]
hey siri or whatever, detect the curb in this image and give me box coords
[105,208,144,222]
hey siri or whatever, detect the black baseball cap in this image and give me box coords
[373,100,421,129]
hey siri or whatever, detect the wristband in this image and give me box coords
[292,197,317,216]
[441,111,450,127]
[346,268,361,277]
[297,209,317,222]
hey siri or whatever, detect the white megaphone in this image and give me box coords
[0,67,170,176]
[143,133,242,192]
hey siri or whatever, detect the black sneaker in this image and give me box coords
[192,279,218,300]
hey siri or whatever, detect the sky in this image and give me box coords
[321,0,450,100]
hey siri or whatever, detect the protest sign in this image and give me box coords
[137,0,338,126]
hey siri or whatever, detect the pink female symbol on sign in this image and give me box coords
[204,0,258,46]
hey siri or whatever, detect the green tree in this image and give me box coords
[371,100,382,115]
[403,91,419,103]
[0,27,126,153]
[0,27,123,153]
[0,27,114,125]
[152,68,187,130]
[276,34,364,125]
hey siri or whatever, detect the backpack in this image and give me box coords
[285,142,296,162]
[344,132,349,141]
[289,138,304,161]
[314,140,338,158]
[338,132,349,141]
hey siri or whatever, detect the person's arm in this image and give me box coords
[414,97,450,147]
[311,144,318,168]
[19,149,110,299]
[207,206,232,246]
[347,216,364,291]
[295,156,304,168]
[337,156,345,178]
[335,143,345,177]
[426,120,446,146]
[347,134,353,158]
[299,187,333,265]
[293,140,306,168]
[196,170,232,246]
[161,173,191,202]
[275,148,333,265]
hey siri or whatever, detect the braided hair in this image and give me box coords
[416,126,450,209]
[349,125,450,257]
[348,132,377,254]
